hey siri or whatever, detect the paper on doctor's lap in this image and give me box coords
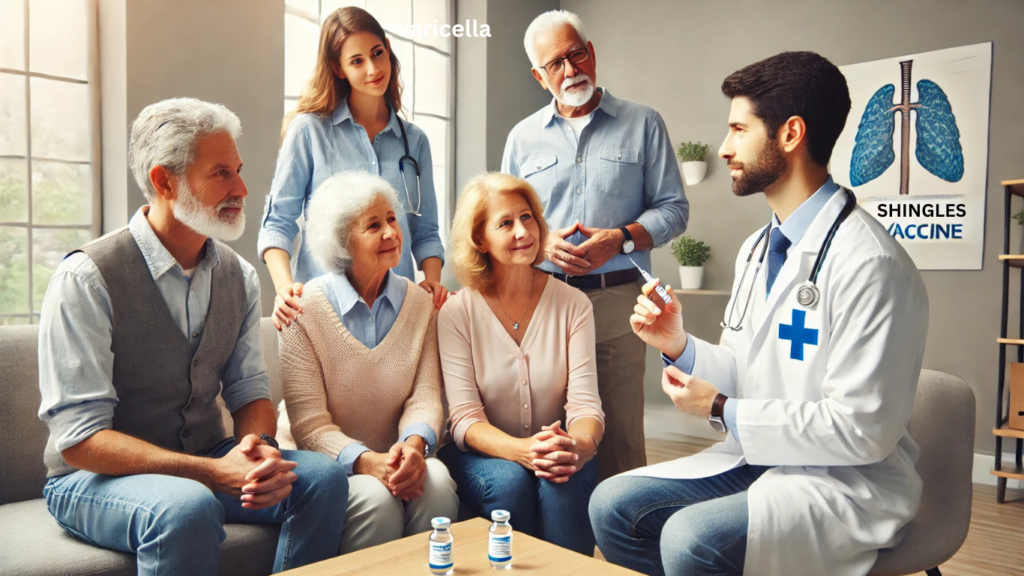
[619,445,746,480]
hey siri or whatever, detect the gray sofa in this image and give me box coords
[0,319,287,576]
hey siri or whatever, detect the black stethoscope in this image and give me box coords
[720,190,858,331]
[396,117,422,217]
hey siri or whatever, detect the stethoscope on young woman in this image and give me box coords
[396,117,422,217]
[721,190,858,331]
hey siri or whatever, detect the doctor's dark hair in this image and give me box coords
[721,51,851,166]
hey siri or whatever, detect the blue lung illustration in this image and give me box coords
[850,85,896,186]
[915,79,964,182]
[847,60,965,194]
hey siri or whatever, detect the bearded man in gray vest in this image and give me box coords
[37,98,349,575]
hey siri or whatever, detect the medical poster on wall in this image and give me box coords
[831,42,992,270]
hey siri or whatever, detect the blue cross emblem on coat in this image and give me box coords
[779,309,818,361]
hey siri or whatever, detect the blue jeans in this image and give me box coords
[43,438,349,575]
[438,442,599,556]
[589,465,769,576]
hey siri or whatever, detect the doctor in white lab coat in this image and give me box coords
[589,51,930,576]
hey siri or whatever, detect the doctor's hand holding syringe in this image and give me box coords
[631,279,721,420]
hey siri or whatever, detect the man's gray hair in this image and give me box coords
[129,97,242,200]
[306,171,403,274]
[523,10,588,68]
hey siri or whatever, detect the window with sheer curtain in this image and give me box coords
[284,0,454,243]
[0,0,99,326]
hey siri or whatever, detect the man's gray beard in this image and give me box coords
[172,179,246,241]
[555,74,595,108]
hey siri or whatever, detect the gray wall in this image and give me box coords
[560,0,1024,454]
[100,0,284,314]
[454,0,557,194]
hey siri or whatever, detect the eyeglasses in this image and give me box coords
[539,48,589,76]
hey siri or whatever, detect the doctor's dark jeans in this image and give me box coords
[43,438,350,575]
[438,442,599,556]
[589,465,769,576]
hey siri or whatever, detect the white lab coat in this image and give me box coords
[625,188,930,576]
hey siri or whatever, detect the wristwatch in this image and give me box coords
[619,226,635,254]
[259,434,279,449]
[709,394,728,434]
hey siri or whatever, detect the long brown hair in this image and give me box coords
[281,6,403,140]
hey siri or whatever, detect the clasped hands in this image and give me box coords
[631,279,721,420]
[545,222,624,275]
[355,436,429,501]
[521,421,594,484]
[210,433,298,510]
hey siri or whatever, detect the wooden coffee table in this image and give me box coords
[280,517,641,575]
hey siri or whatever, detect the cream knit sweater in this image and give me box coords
[278,279,443,458]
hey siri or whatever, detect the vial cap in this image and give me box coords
[431,517,451,529]
[491,510,510,522]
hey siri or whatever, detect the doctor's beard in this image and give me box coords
[172,179,246,242]
[554,74,595,108]
[730,138,787,197]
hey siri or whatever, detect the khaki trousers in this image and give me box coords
[340,457,459,553]
[583,281,648,480]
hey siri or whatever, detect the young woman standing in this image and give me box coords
[259,6,448,329]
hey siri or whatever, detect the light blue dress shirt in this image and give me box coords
[501,88,689,275]
[313,270,437,474]
[258,100,444,283]
[666,177,841,443]
[38,208,271,453]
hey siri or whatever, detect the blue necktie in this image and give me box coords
[766,228,790,294]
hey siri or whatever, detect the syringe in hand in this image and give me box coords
[629,257,673,305]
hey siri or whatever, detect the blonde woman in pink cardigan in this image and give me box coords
[276,171,458,553]
[438,173,605,555]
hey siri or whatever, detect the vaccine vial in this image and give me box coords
[488,510,513,569]
[429,517,453,575]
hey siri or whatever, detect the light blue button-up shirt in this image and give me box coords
[38,208,271,453]
[313,270,437,474]
[667,177,841,443]
[501,88,689,274]
[258,100,444,283]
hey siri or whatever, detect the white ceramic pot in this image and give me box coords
[681,161,707,187]
[678,265,704,290]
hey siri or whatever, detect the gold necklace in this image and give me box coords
[498,275,535,330]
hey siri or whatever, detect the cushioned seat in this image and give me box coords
[0,321,287,576]
[0,499,279,576]
[870,370,975,576]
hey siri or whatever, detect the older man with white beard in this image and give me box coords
[36,98,349,575]
[502,11,689,478]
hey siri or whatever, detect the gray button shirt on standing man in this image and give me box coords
[502,10,689,479]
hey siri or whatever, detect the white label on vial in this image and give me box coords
[489,533,512,562]
[430,541,453,570]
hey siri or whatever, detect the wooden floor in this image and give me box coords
[636,437,1024,576]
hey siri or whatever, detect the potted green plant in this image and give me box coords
[671,236,711,290]
[677,141,710,186]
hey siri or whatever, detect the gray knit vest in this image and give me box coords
[43,227,246,478]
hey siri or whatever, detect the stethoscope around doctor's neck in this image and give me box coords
[720,189,858,331]
[396,117,422,217]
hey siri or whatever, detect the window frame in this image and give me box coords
[0,0,101,324]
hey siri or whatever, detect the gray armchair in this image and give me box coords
[870,370,975,576]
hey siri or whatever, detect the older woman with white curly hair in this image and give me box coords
[276,171,457,553]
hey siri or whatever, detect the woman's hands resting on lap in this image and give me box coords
[517,421,595,484]
[353,436,429,501]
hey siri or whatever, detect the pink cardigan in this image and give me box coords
[437,277,605,450]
